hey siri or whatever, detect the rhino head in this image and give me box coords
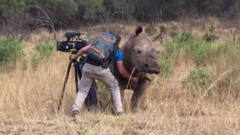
[122,26,160,75]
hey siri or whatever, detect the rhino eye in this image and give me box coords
[137,50,141,54]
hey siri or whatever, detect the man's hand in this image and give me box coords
[69,44,92,61]
[131,77,139,83]
[70,54,77,60]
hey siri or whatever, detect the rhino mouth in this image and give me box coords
[145,68,160,74]
[136,64,160,74]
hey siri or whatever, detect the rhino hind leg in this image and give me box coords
[131,79,149,112]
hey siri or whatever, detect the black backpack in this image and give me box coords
[87,33,118,68]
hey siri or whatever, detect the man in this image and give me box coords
[70,32,138,116]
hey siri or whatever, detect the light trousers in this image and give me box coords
[72,63,123,113]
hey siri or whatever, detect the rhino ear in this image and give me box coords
[135,26,143,37]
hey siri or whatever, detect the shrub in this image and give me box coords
[165,32,211,65]
[31,43,55,69]
[0,38,24,65]
[182,68,211,97]
[187,39,210,65]
[165,32,194,56]
[160,58,171,76]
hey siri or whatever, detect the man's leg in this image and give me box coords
[98,68,123,113]
[85,80,98,109]
[72,72,93,112]
[77,60,98,108]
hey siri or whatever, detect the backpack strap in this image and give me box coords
[100,34,116,43]
[102,43,119,68]
[107,43,119,62]
[90,46,105,58]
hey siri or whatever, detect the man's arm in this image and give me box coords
[71,44,92,60]
[116,61,138,83]
[115,49,138,82]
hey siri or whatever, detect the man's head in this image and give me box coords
[109,32,121,46]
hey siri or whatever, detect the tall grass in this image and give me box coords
[161,32,240,100]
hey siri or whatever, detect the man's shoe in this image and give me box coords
[115,111,124,116]
[72,110,79,117]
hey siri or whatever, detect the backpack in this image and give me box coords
[87,33,118,68]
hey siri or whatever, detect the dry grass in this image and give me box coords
[1,20,240,135]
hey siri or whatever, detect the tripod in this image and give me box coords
[57,56,98,113]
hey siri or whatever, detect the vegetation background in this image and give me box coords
[1,0,240,34]
[1,0,240,135]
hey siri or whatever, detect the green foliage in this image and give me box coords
[0,0,33,17]
[182,68,210,96]
[0,38,24,65]
[160,58,171,76]
[1,0,240,28]
[31,43,55,69]
[83,0,106,21]
[165,32,211,65]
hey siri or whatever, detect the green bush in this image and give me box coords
[165,32,193,56]
[187,39,210,65]
[31,43,55,69]
[182,68,211,97]
[160,58,171,76]
[0,38,24,65]
[165,32,211,65]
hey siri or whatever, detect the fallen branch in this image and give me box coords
[204,67,240,98]
[191,67,240,116]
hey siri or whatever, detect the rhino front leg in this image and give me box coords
[131,79,150,112]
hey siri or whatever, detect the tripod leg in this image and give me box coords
[74,64,79,93]
[57,61,72,113]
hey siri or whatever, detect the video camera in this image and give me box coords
[57,32,88,53]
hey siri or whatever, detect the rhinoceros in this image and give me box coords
[112,26,160,111]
